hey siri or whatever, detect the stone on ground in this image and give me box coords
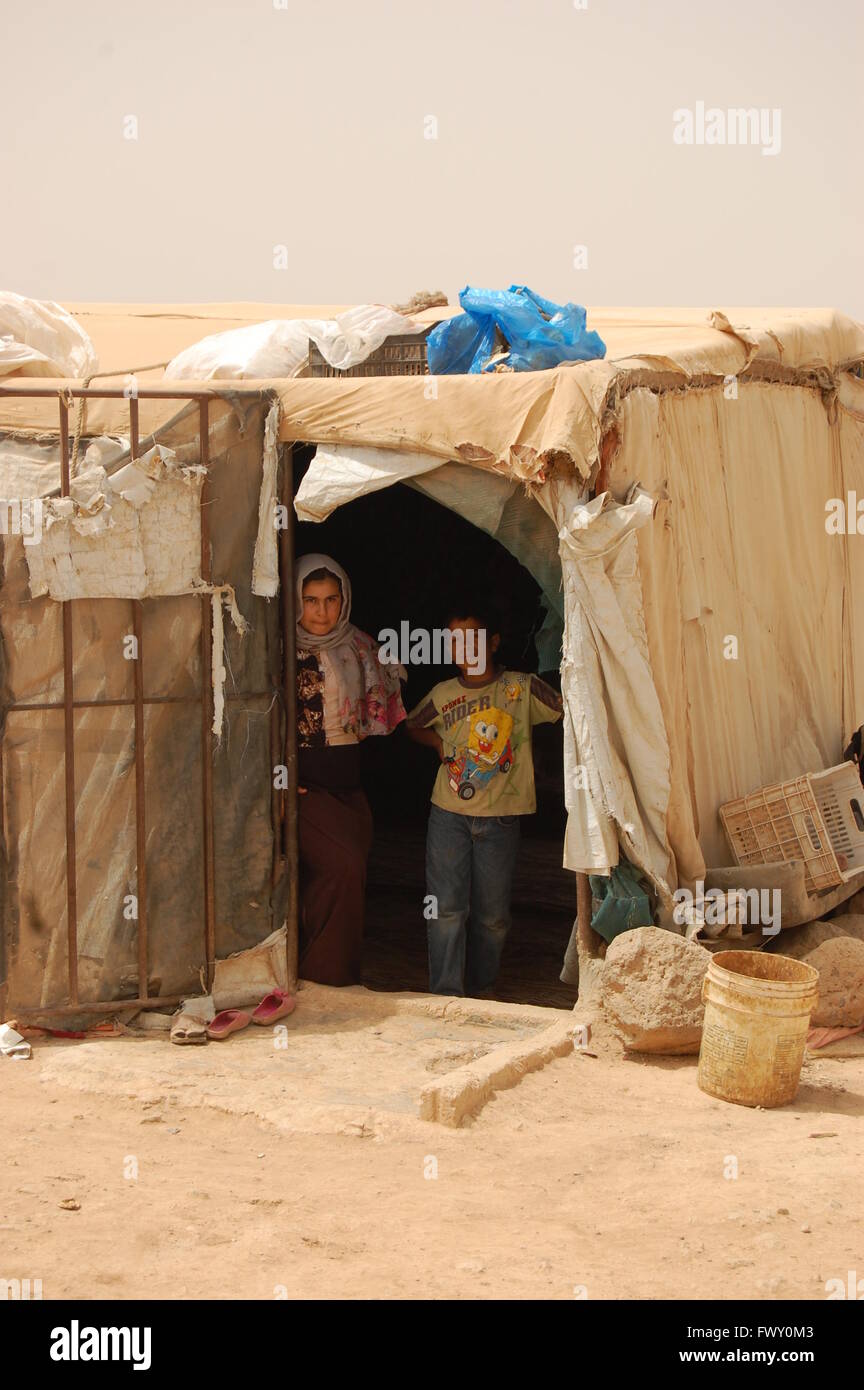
[600,926,711,1055]
[772,913,864,961]
[823,913,864,944]
[841,888,864,916]
[804,937,864,1028]
[769,918,851,960]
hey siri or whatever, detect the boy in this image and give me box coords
[406,604,563,996]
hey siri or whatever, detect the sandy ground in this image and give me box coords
[2,991,863,1301]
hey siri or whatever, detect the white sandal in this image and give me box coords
[170,1012,209,1046]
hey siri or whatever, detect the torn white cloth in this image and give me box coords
[211,924,289,1010]
[201,583,250,738]
[537,482,674,896]
[294,441,445,522]
[251,401,281,597]
[0,1022,31,1059]
[166,305,423,381]
[295,442,565,671]
[0,290,98,379]
[25,444,203,601]
[178,994,216,1023]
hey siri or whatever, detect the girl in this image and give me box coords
[295,553,405,985]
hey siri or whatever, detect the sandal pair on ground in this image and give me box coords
[171,990,296,1046]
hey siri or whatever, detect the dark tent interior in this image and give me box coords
[292,446,577,1008]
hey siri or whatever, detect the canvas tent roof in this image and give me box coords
[21,300,864,381]
[2,300,864,907]
[1,304,862,487]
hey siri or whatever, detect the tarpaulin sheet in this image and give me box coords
[286,321,864,896]
[2,301,864,976]
[607,376,864,888]
[0,399,282,1011]
[26,473,203,601]
[537,483,673,890]
[5,304,860,483]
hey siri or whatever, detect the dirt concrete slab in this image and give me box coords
[33,983,574,1137]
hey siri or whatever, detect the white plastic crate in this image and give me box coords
[809,763,864,877]
[720,761,864,893]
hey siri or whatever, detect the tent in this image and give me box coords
[1,300,863,1018]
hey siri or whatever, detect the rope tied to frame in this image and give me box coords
[70,376,94,475]
[57,362,171,479]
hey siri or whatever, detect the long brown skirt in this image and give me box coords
[298,786,374,986]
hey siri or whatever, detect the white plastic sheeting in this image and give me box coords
[208,584,250,737]
[537,483,673,894]
[25,445,204,601]
[295,443,565,670]
[165,305,423,381]
[295,442,447,522]
[0,291,99,379]
[251,402,281,597]
[0,437,64,497]
[404,464,564,672]
[1,431,256,743]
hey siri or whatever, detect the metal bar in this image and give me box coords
[58,397,79,1005]
[280,445,299,992]
[575,871,606,1007]
[199,400,217,990]
[270,694,281,895]
[0,385,243,400]
[0,735,5,1020]
[129,397,149,1004]
[132,600,149,999]
[13,996,186,1019]
[6,691,274,712]
[269,436,286,900]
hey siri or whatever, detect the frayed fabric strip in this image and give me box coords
[251,400,281,598]
[193,583,250,738]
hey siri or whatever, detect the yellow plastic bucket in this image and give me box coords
[697,950,818,1108]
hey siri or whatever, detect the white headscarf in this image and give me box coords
[295,552,354,651]
[295,552,406,742]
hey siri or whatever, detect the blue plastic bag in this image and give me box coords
[427,284,606,375]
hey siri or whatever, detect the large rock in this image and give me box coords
[771,913,864,961]
[825,913,864,944]
[600,927,711,1055]
[806,937,864,1028]
[769,918,850,960]
[842,888,864,916]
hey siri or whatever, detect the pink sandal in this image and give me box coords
[207,1009,252,1041]
[251,989,297,1025]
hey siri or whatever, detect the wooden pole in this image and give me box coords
[280,446,299,992]
[576,871,606,1005]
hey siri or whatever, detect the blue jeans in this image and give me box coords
[425,804,521,996]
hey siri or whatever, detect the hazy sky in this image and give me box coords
[1,0,861,317]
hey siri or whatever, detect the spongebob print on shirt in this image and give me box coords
[407,670,562,817]
[445,706,515,801]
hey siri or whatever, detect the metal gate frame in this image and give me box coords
[0,385,298,1019]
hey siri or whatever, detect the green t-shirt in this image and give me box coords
[407,669,563,816]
